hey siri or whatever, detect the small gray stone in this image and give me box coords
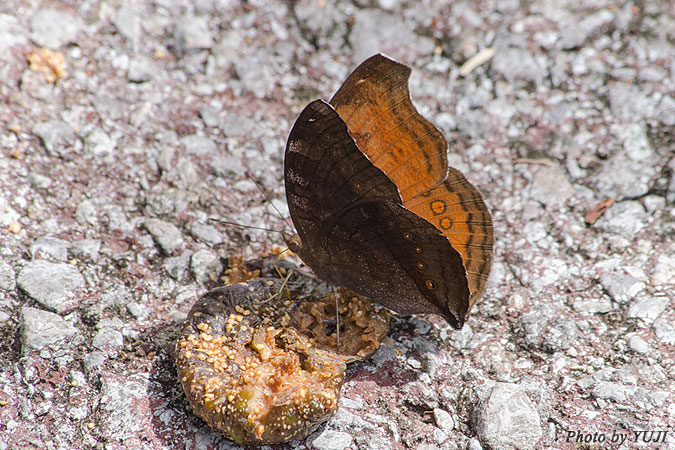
[30,9,82,47]
[99,374,150,439]
[467,438,483,450]
[75,199,98,226]
[594,201,648,235]
[30,236,69,261]
[128,56,156,83]
[29,173,52,189]
[599,273,645,304]
[492,47,547,85]
[143,218,184,254]
[0,261,16,290]
[592,382,627,403]
[17,260,85,313]
[164,250,192,280]
[310,429,353,450]
[0,13,28,53]
[93,94,126,121]
[627,296,669,322]
[472,382,542,450]
[92,328,124,352]
[628,335,650,354]
[190,249,222,283]
[528,166,574,207]
[653,317,675,345]
[590,153,655,199]
[221,113,254,138]
[21,306,78,354]
[113,7,141,48]
[572,297,613,314]
[612,123,655,162]
[349,9,435,65]
[199,105,221,128]
[83,351,107,374]
[71,239,101,261]
[652,253,675,285]
[559,9,614,49]
[33,120,78,157]
[126,302,146,320]
[433,408,454,431]
[211,154,245,178]
[181,134,218,157]
[608,83,655,122]
[173,16,213,52]
[86,129,116,156]
[656,95,675,126]
[542,319,578,353]
[190,222,223,246]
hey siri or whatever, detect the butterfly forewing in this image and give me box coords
[285,99,471,327]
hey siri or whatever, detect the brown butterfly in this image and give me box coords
[284,54,493,328]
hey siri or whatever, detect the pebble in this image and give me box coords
[30,236,69,261]
[21,306,78,354]
[163,251,192,280]
[349,9,435,64]
[0,13,27,53]
[608,83,655,122]
[433,408,454,431]
[180,134,218,157]
[651,253,675,285]
[0,261,16,290]
[190,222,223,246]
[92,328,124,353]
[541,318,579,353]
[75,199,99,226]
[70,239,102,262]
[599,273,645,304]
[113,7,141,49]
[592,381,627,403]
[627,296,670,322]
[627,335,650,354]
[528,166,574,207]
[559,9,614,49]
[221,113,254,138]
[190,249,222,283]
[590,153,655,198]
[594,201,649,235]
[491,47,547,86]
[472,382,543,450]
[83,350,107,375]
[653,317,675,345]
[30,8,82,47]
[17,260,85,313]
[143,218,184,254]
[310,429,353,450]
[127,56,156,82]
[173,16,213,52]
[99,374,151,440]
[210,154,245,178]
[32,120,79,157]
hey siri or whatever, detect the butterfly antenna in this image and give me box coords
[245,171,290,224]
[208,218,287,235]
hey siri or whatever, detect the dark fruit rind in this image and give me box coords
[176,277,389,445]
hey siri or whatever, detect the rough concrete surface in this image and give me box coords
[0,1,673,449]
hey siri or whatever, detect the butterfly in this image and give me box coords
[284,54,493,328]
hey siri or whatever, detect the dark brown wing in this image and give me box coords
[285,99,470,327]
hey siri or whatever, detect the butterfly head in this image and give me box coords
[284,233,303,256]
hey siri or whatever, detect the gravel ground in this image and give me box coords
[1,1,674,449]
